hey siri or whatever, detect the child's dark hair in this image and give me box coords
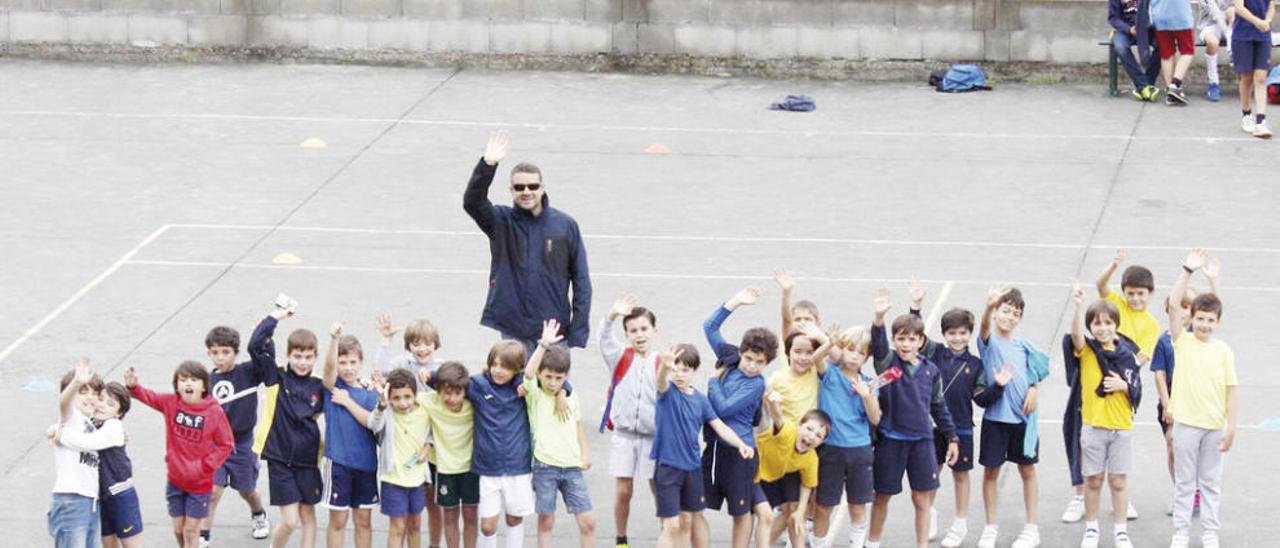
[793,300,821,322]
[783,329,820,356]
[940,308,975,334]
[739,327,779,363]
[1085,300,1121,329]
[996,287,1026,313]
[487,340,526,374]
[436,361,469,391]
[801,409,832,433]
[59,370,104,393]
[337,334,363,360]
[1191,293,1223,319]
[385,368,417,395]
[890,314,926,338]
[287,328,318,355]
[1120,265,1155,292]
[103,382,132,418]
[404,319,442,352]
[622,306,657,331]
[674,343,701,370]
[539,347,571,375]
[205,326,240,351]
[172,360,211,397]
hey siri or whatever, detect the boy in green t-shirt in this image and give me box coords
[1166,249,1238,548]
[522,319,596,548]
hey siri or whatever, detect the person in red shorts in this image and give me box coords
[1150,0,1197,104]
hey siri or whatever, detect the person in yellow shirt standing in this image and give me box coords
[1064,285,1143,548]
[1166,249,1238,548]
[751,394,830,548]
[423,362,479,548]
[352,368,434,548]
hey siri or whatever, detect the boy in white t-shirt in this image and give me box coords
[48,359,105,548]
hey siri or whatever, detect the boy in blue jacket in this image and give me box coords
[1110,0,1162,100]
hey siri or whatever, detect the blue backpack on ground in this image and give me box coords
[768,94,816,111]
[932,64,992,93]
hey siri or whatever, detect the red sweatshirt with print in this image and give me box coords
[129,385,234,494]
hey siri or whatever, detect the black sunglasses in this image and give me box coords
[512,184,542,192]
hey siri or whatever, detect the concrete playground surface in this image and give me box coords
[2,59,1279,546]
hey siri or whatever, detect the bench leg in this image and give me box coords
[1108,45,1119,97]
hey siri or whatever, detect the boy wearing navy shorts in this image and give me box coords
[322,323,381,548]
[651,344,755,548]
[1232,0,1276,137]
[866,293,959,548]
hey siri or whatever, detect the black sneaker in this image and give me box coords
[1167,86,1188,105]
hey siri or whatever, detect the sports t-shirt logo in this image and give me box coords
[173,411,207,442]
[212,380,235,402]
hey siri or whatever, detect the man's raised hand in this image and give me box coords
[483,129,512,166]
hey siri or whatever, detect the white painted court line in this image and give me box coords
[162,223,1280,254]
[121,260,1280,293]
[2,110,1265,143]
[0,224,171,365]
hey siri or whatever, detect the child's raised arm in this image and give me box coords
[249,311,286,383]
[1095,248,1125,298]
[763,391,784,434]
[704,287,760,359]
[870,287,892,364]
[1169,249,1206,342]
[601,295,637,368]
[804,324,834,376]
[775,268,796,336]
[58,358,93,422]
[374,312,401,374]
[979,285,1009,342]
[1070,283,1087,352]
[1204,257,1222,296]
[124,366,167,412]
[323,321,344,389]
[524,319,564,380]
[656,346,678,395]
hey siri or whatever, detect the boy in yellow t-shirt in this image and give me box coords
[353,368,432,548]
[1066,285,1143,548]
[422,362,477,548]
[1166,249,1238,548]
[522,320,595,548]
[751,395,830,548]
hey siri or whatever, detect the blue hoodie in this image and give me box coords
[464,158,592,347]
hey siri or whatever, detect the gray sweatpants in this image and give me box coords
[1172,422,1224,533]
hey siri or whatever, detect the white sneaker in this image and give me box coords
[1243,114,1257,133]
[977,526,999,548]
[1062,496,1085,523]
[198,538,211,548]
[1202,532,1220,548]
[251,512,271,539]
[1115,530,1134,548]
[929,507,939,541]
[1080,527,1101,548]
[1169,532,1190,548]
[1126,502,1139,520]
[1254,120,1273,139]
[848,525,868,548]
[940,522,968,548]
[1012,527,1041,548]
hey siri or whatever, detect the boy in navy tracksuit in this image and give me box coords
[1110,0,1162,100]
[253,311,327,548]
[867,290,959,548]
[202,313,278,542]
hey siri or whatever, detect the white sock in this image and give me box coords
[1085,520,1099,531]
[1207,54,1220,84]
[1023,523,1040,534]
[478,531,498,548]
[953,517,968,530]
[809,534,829,548]
[504,523,524,548]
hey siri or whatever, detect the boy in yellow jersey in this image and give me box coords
[1065,284,1143,548]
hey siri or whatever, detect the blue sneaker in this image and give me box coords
[1207,82,1222,102]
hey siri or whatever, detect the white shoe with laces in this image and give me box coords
[1202,532,1221,548]
[1243,114,1257,133]
[198,538,210,548]
[1169,532,1190,548]
[1254,121,1273,139]
[251,512,271,539]
[1011,527,1041,548]
[940,522,968,548]
[1115,530,1134,548]
[1080,527,1101,548]
[1062,496,1085,523]
[977,526,999,548]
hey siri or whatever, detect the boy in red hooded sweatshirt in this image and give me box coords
[125,361,234,548]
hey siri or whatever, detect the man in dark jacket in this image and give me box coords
[1111,0,1163,100]
[463,130,592,355]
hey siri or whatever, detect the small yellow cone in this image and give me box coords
[644,142,671,154]
[300,138,327,149]
[272,253,303,265]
